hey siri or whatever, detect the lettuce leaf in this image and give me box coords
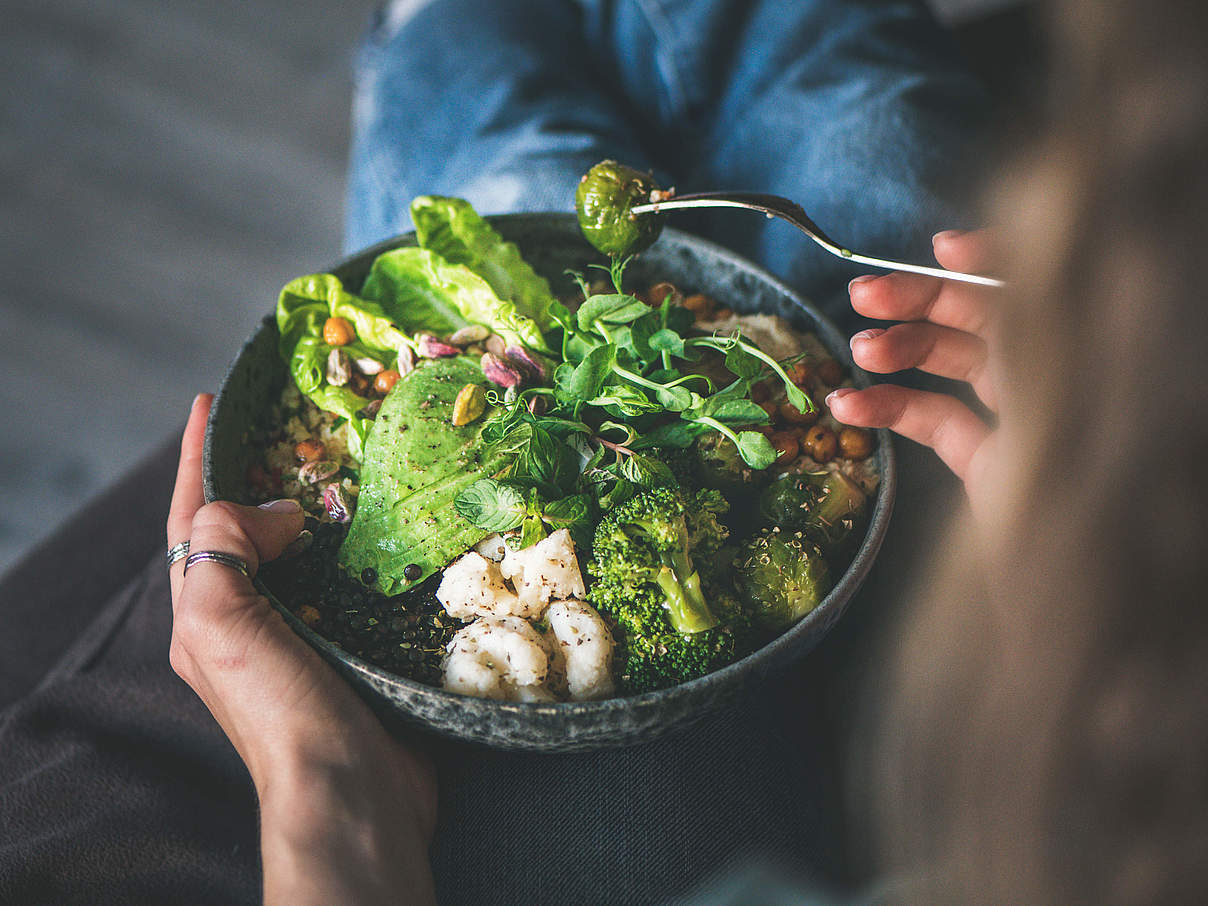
[276,273,406,459]
[360,246,551,352]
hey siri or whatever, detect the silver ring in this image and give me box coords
[166,540,190,568]
[183,550,251,579]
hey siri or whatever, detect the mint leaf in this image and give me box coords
[453,479,526,533]
[620,454,676,488]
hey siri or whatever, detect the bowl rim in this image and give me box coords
[204,213,896,720]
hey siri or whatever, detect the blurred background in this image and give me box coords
[0,0,1031,575]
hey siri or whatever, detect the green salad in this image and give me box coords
[257,181,877,701]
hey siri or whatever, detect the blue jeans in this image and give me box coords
[345,0,985,324]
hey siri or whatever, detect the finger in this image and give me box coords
[850,323,997,410]
[168,394,212,600]
[826,384,991,484]
[177,499,304,615]
[932,228,999,274]
[848,270,994,339]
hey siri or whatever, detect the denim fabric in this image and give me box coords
[345,0,986,322]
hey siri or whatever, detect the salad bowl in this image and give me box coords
[203,213,896,752]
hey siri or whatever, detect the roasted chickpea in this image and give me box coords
[294,439,327,464]
[778,400,819,427]
[802,425,838,462]
[769,430,800,465]
[374,369,402,395]
[713,305,733,319]
[646,282,679,306]
[681,293,717,321]
[785,360,812,386]
[816,358,843,387]
[297,605,322,627]
[759,400,780,421]
[323,316,355,347]
[750,380,771,404]
[838,426,874,460]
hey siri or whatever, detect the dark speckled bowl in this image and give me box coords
[204,214,895,752]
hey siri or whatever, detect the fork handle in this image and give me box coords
[630,193,1005,288]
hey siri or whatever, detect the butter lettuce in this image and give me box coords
[410,195,561,332]
[339,357,510,593]
[276,273,407,459]
[361,245,552,352]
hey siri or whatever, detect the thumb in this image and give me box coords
[248,499,309,563]
[186,499,305,582]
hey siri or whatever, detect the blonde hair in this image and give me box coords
[871,2,1208,901]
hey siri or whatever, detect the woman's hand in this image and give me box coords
[167,394,436,906]
[827,231,1000,511]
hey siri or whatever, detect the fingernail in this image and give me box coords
[850,328,885,347]
[933,229,965,243]
[259,498,302,513]
[191,393,204,411]
[848,275,878,292]
[826,388,855,407]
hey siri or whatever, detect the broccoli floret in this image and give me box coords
[589,487,748,693]
[618,625,737,694]
[589,487,720,635]
[685,488,730,559]
[734,528,832,632]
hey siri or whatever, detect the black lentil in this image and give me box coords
[259,521,460,686]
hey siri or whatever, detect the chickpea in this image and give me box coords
[778,400,819,427]
[323,316,355,347]
[816,358,843,387]
[802,425,838,463]
[785,360,812,386]
[759,400,779,421]
[769,430,800,465]
[713,305,733,319]
[374,369,402,395]
[294,439,327,464]
[681,293,717,321]
[646,282,679,306]
[838,426,874,460]
[750,380,770,404]
[297,605,322,627]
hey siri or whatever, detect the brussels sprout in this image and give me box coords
[758,470,867,548]
[734,529,832,631]
[575,160,664,257]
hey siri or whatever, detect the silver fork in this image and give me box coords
[629,192,1004,288]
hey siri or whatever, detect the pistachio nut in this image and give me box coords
[397,342,416,376]
[326,348,352,386]
[451,383,486,426]
[298,459,340,485]
[354,356,385,376]
[505,346,549,381]
[448,324,490,346]
[484,334,507,356]
[480,352,524,389]
[417,334,461,359]
[322,482,353,523]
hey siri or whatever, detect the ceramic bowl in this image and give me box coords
[203,213,896,752]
